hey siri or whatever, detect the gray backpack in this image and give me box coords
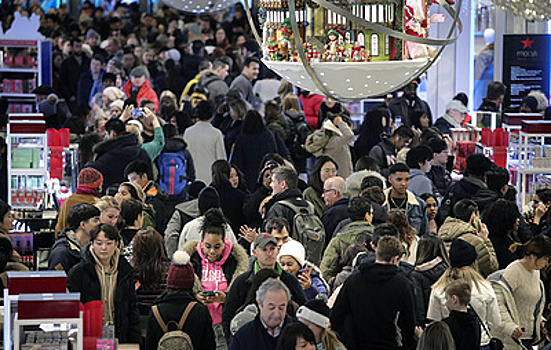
[152,301,197,350]
[279,199,325,265]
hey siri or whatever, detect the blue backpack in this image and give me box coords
[157,151,188,195]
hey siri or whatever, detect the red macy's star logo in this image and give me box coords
[521,36,534,49]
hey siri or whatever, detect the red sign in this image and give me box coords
[0,39,38,47]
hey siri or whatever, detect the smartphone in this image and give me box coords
[202,291,216,297]
[132,108,143,118]
[303,267,313,276]
[472,217,481,232]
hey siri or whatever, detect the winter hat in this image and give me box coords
[86,29,100,41]
[297,299,331,328]
[38,94,58,116]
[110,99,124,111]
[446,100,468,114]
[449,239,477,268]
[165,48,181,63]
[278,240,306,267]
[167,251,195,290]
[102,87,126,103]
[107,58,124,71]
[121,181,145,202]
[78,168,103,190]
[188,181,207,199]
[130,66,147,78]
[198,186,220,215]
[126,119,143,133]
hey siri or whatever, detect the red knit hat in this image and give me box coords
[78,168,103,190]
[167,251,195,290]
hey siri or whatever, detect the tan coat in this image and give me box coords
[309,120,355,179]
[438,217,499,277]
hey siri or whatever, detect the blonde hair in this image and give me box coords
[432,265,486,293]
[95,196,121,212]
[126,124,143,144]
[320,329,345,350]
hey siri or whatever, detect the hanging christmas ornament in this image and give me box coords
[246,0,463,101]
[162,0,237,13]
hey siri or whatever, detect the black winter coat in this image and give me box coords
[212,182,247,234]
[47,229,82,273]
[229,314,294,350]
[388,95,432,128]
[411,259,448,323]
[145,291,215,350]
[243,185,271,229]
[440,177,486,218]
[490,234,523,269]
[427,165,452,197]
[221,265,307,339]
[232,129,277,193]
[321,198,350,246]
[331,262,416,350]
[368,136,397,178]
[67,247,141,343]
[88,133,151,190]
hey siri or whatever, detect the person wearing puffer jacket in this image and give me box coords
[305,117,354,179]
[180,208,249,350]
[487,235,551,350]
[278,240,329,300]
[427,239,501,348]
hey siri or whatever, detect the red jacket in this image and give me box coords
[300,93,324,130]
[123,79,159,112]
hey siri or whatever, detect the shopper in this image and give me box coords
[419,193,442,233]
[56,167,103,236]
[321,177,350,246]
[276,322,317,350]
[67,224,141,343]
[369,126,414,178]
[144,250,216,350]
[297,299,346,350]
[427,239,500,349]
[49,203,100,272]
[123,66,159,111]
[0,200,28,279]
[488,235,551,349]
[303,156,338,217]
[211,160,247,234]
[485,199,523,269]
[278,240,329,300]
[94,196,121,227]
[119,199,143,263]
[406,145,437,197]
[180,208,249,349]
[433,100,468,135]
[442,281,481,350]
[387,209,419,265]
[416,321,456,350]
[243,161,279,229]
[114,182,155,228]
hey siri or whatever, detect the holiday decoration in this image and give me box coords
[246,0,463,101]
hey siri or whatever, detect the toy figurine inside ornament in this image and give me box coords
[249,0,462,100]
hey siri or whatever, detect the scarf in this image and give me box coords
[75,187,101,197]
[90,245,120,325]
[442,112,463,129]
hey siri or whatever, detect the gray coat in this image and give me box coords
[183,121,227,183]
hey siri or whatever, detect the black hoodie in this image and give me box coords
[443,309,481,350]
[331,262,416,350]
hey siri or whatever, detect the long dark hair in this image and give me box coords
[242,110,266,134]
[354,109,389,157]
[485,199,520,238]
[309,156,338,193]
[415,233,450,266]
[132,227,168,291]
[211,160,231,187]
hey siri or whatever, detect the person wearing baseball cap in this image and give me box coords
[434,99,469,135]
[122,65,159,112]
[221,232,307,339]
[55,168,104,237]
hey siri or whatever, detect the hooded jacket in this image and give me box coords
[345,170,387,198]
[88,133,151,190]
[182,238,249,325]
[164,199,199,258]
[438,217,499,277]
[264,188,310,237]
[369,135,398,178]
[441,176,487,218]
[408,168,437,197]
[67,245,140,343]
[331,262,416,350]
[122,78,159,112]
[411,257,448,321]
[48,229,83,273]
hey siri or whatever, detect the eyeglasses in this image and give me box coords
[323,188,335,194]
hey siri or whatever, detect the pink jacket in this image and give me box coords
[197,238,232,324]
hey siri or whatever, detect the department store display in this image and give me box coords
[244,0,462,101]
[0,13,52,113]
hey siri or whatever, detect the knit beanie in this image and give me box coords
[86,29,100,41]
[167,251,195,290]
[188,181,206,199]
[297,299,331,328]
[198,186,220,215]
[37,94,58,116]
[449,239,477,268]
[278,240,306,267]
[78,168,103,190]
[110,99,124,111]
[121,182,145,202]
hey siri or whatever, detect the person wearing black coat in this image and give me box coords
[321,178,350,246]
[232,111,278,192]
[412,257,448,323]
[88,129,151,191]
[145,291,216,350]
[59,40,91,112]
[221,234,306,339]
[243,162,278,229]
[331,236,416,350]
[67,224,140,344]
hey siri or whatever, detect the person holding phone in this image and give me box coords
[179,208,249,350]
[278,240,329,300]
